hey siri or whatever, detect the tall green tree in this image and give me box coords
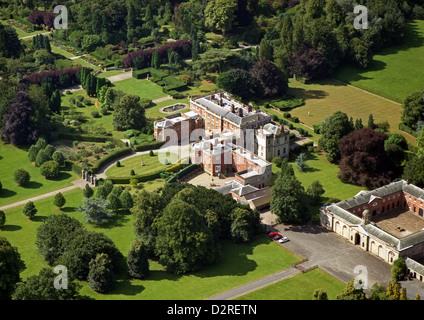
[88,253,115,293]
[23,201,37,219]
[204,0,238,36]
[155,198,218,274]
[77,197,113,224]
[54,192,66,210]
[0,237,26,300]
[318,111,354,163]
[113,94,146,131]
[127,239,149,279]
[270,171,310,224]
[12,268,87,300]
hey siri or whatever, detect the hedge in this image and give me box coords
[52,132,126,148]
[106,161,186,184]
[90,147,133,174]
[132,140,166,152]
[165,164,199,184]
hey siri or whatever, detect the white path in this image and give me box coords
[0,179,86,211]
[19,31,52,40]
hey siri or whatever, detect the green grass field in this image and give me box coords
[286,78,415,144]
[272,151,364,203]
[97,70,125,78]
[235,268,345,300]
[335,20,424,104]
[0,143,78,207]
[1,187,302,300]
[113,78,168,101]
[105,153,178,177]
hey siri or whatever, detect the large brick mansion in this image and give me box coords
[154,91,290,209]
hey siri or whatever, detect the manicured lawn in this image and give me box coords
[97,70,125,78]
[79,237,301,300]
[287,78,415,144]
[1,187,302,300]
[272,151,364,203]
[113,78,168,101]
[0,142,78,207]
[235,268,345,300]
[105,153,178,177]
[335,20,424,104]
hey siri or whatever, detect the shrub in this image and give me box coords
[35,149,51,167]
[14,169,30,186]
[54,192,66,209]
[40,161,60,179]
[91,111,100,118]
[88,253,115,293]
[23,201,37,219]
[149,150,154,156]
[116,160,121,167]
[52,151,65,166]
[292,116,299,123]
[0,210,5,229]
[84,99,93,106]
[28,145,40,162]
[130,169,136,176]
[283,112,291,119]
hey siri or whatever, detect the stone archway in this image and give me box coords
[355,233,361,245]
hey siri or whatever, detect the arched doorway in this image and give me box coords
[355,233,361,245]
[419,208,423,217]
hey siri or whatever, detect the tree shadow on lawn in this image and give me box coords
[144,237,266,282]
[1,224,22,232]
[287,87,328,100]
[0,188,17,198]
[31,215,48,223]
[107,276,145,296]
[93,212,131,229]
[52,172,73,182]
[335,60,387,83]
[24,181,43,189]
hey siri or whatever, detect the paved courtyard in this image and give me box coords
[372,208,424,238]
[271,221,424,299]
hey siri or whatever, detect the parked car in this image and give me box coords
[278,237,289,243]
[273,234,283,240]
[267,232,279,238]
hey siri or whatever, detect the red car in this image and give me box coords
[273,234,283,240]
[267,232,279,238]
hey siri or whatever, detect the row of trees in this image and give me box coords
[317,111,408,189]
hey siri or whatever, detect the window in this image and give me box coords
[278,150,280,156]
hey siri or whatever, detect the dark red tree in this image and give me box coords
[27,10,55,28]
[249,60,288,99]
[288,44,329,81]
[123,39,192,68]
[338,128,396,189]
[2,91,38,146]
[21,67,82,88]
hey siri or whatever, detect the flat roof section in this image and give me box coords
[372,207,424,239]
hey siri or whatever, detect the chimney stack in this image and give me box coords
[231,104,235,113]
[248,104,252,113]
[238,108,243,117]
